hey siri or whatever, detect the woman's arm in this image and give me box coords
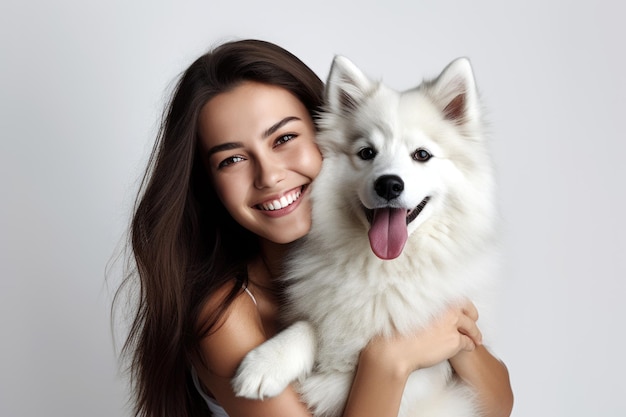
[198,289,411,417]
[198,289,312,417]
[449,346,513,417]
[443,299,513,417]
[343,300,483,416]
[199,292,511,417]
[346,300,513,417]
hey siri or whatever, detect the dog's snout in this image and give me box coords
[374,175,404,200]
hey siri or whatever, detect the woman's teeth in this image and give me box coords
[258,189,302,211]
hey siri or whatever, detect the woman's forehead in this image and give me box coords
[198,82,310,146]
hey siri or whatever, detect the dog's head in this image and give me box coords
[314,56,494,260]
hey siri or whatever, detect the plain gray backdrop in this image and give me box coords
[1,1,624,416]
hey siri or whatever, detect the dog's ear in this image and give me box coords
[428,58,481,126]
[325,55,374,115]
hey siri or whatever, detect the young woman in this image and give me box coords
[116,39,513,417]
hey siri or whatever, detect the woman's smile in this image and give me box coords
[256,186,304,211]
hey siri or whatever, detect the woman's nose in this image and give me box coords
[254,156,285,189]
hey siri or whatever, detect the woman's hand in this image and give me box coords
[362,299,482,378]
[358,299,513,417]
[343,300,487,417]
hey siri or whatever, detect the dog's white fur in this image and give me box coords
[232,56,499,417]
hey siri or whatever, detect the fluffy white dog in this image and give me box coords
[232,55,500,417]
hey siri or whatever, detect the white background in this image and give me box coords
[1,1,624,416]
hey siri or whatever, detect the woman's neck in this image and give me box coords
[245,239,294,335]
[260,239,292,281]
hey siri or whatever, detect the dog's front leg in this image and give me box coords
[231,320,317,399]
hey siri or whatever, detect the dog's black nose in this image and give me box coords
[374,175,404,200]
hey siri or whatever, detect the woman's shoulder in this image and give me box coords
[198,281,266,377]
[194,282,313,417]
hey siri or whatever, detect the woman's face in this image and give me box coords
[198,81,323,244]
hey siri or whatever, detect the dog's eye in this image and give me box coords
[357,147,377,160]
[413,148,432,162]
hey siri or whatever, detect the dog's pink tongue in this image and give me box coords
[368,208,408,260]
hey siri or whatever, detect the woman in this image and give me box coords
[115,39,513,417]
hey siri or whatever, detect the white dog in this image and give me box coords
[232,55,499,417]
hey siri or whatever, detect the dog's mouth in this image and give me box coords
[364,196,430,226]
[363,196,430,260]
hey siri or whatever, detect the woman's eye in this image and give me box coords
[218,155,245,169]
[413,148,432,162]
[357,147,377,160]
[275,134,296,146]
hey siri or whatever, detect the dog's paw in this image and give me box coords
[231,346,292,399]
[232,321,317,399]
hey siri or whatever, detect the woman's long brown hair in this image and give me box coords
[113,39,324,417]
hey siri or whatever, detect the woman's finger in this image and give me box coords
[457,312,483,346]
[460,334,476,352]
[461,299,479,322]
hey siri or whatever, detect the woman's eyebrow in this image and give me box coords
[263,116,301,138]
[206,141,243,157]
[206,116,302,157]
